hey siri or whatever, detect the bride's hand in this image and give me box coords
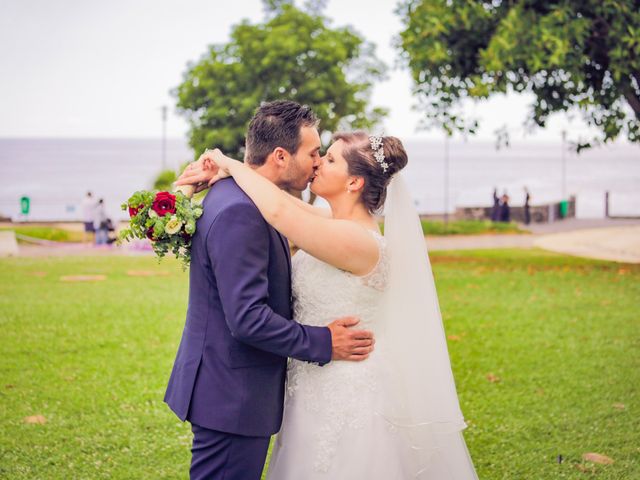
[202,149,234,185]
[175,149,232,191]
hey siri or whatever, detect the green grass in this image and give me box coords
[0,226,85,243]
[379,219,526,236]
[420,219,525,235]
[0,250,638,479]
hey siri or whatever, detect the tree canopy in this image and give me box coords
[397,0,640,150]
[174,0,387,159]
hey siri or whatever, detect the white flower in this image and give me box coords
[369,135,383,150]
[148,209,158,218]
[165,216,183,235]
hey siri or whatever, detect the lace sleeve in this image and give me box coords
[358,231,388,291]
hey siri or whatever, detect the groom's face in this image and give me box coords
[281,126,322,191]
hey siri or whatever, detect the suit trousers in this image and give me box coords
[190,423,270,480]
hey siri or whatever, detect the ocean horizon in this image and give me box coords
[1,137,638,222]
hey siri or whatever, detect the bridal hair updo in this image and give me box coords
[332,132,408,213]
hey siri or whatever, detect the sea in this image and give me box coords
[0,138,638,221]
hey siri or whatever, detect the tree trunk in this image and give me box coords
[624,72,640,120]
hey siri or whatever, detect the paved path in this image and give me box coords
[525,218,640,234]
[0,231,19,257]
[11,242,153,258]
[426,233,535,251]
[533,225,640,264]
[427,220,640,263]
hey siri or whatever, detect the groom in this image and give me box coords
[165,100,375,480]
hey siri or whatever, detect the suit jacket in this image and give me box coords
[164,178,332,436]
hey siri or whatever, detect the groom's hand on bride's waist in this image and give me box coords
[327,317,375,362]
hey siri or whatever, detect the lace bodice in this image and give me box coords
[283,230,389,472]
[290,230,388,330]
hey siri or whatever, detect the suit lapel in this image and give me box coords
[275,230,292,276]
[271,227,293,316]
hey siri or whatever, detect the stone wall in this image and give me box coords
[455,196,576,223]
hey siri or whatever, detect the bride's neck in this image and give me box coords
[327,195,372,224]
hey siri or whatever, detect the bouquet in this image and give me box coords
[118,185,202,268]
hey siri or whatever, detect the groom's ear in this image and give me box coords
[271,147,291,168]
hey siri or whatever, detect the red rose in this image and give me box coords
[151,192,176,217]
[129,204,143,218]
[146,227,155,240]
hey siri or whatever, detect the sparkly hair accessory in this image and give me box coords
[369,135,388,173]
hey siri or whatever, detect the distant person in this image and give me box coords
[105,218,117,245]
[93,198,109,245]
[81,191,96,243]
[524,187,531,225]
[490,188,500,222]
[499,193,511,222]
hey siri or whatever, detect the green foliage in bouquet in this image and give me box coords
[118,189,203,269]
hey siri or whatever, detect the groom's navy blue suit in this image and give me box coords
[165,178,332,479]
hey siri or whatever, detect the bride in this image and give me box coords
[179,132,477,479]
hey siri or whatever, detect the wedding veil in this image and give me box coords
[379,174,478,479]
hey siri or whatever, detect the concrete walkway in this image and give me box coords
[426,233,535,251]
[11,241,153,258]
[426,219,640,264]
[525,217,640,234]
[0,231,19,257]
[533,225,640,264]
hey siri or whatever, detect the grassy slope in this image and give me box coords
[0,250,637,478]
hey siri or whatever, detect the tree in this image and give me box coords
[153,169,177,191]
[397,0,640,150]
[174,0,387,160]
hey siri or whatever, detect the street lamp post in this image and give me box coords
[444,133,450,229]
[161,105,168,170]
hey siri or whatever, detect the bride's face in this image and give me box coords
[309,140,351,198]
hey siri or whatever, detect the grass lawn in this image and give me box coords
[378,219,525,236]
[418,219,525,235]
[1,218,525,247]
[0,226,85,243]
[0,250,637,479]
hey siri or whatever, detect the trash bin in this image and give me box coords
[559,200,568,218]
[20,196,30,215]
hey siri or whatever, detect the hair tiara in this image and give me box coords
[369,135,388,173]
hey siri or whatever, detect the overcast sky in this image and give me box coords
[0,0,611,142]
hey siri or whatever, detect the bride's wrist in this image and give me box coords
[226,157,242,175]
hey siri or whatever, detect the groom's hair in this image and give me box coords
[245,100,319,166]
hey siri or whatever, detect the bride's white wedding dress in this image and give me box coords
[267,219,478,478]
